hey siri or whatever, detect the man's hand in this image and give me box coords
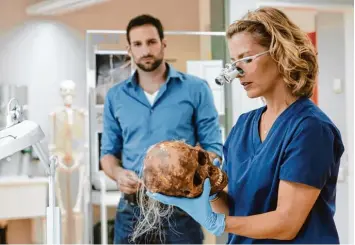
[115,167,142,194]
[100,155,142,194]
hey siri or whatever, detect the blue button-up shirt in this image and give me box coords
[101,64,222,174]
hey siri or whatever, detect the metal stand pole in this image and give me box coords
[46,156,61,245]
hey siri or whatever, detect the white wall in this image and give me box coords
[344,10,354,245]
[316,12,349,244]
[0,20,87,145]
[281,9,316,32]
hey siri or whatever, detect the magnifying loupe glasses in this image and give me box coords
[215,50,269,86]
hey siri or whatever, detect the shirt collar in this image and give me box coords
[126,63,182,87]
[166,63,182,80]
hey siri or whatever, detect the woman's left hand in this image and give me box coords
[146,178,226,236]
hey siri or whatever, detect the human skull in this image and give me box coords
[143,141,228,198]
[60,80,76,106]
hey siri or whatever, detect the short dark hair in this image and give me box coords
[126,14,164,44]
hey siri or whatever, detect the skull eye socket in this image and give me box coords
[193,172,202,186]
[197,150,207,165]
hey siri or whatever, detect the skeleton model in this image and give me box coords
[48,80,87,244]
[131,141,228,243]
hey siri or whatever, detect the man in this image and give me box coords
[100,14,222,244]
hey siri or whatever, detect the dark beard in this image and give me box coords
[137,58,163,72]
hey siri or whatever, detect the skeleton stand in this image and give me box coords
[48,81,87,244]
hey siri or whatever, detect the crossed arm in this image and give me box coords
[211,180,321,240]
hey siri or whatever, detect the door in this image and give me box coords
[186,60,226,143]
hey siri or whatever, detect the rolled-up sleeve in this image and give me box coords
[194,81,223,158]
[100,90,123,159]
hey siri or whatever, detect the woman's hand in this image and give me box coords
[146,178,226,236]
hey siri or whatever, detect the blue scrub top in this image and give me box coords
[222,97,344,244]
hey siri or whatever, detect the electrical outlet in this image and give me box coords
[333,78,342,94]
[338,167,346,182]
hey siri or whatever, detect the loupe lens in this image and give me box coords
[236,67,245,76]
[215,65,245,86]
[215,76,225,86]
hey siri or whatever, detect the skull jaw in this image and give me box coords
[208,165,228,195]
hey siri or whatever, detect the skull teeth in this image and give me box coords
[215,168,223,187]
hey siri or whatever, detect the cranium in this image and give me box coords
[60,80,76,106]
[143,141,228,198]
[60,80,76,96]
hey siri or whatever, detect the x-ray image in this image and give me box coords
[95,53,132,104]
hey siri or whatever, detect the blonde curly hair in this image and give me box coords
[227,7,318,98]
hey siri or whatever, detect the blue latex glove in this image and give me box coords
[146,178,226,236]
[213,158,222,168]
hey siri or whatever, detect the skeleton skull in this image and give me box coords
[143,141,228,198]
[60,80,76,106]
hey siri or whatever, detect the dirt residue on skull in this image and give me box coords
[143,141,228,198]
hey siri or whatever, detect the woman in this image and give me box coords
[147,7,345,244]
